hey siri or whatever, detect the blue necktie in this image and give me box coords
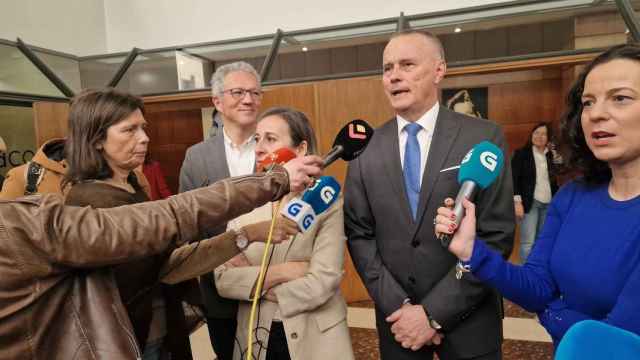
[403,123,422,220]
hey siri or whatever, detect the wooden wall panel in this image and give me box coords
[489,78,564,153]
[315,76,394,185]
[315,76,393,303]
[143,108,204,194]
[32,102,70,147]
[260,83,317,122]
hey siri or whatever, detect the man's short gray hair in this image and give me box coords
[210,61,261,97]
[390,30,446,62]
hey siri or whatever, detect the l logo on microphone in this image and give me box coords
[348,123,367,140]
[480,151,498,171]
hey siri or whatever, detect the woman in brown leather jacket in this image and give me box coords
[60,89,318,360]
[0,158,321,359]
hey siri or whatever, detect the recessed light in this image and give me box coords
[302,47,308,52]
[454,27,462,33]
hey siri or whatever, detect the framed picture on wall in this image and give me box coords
[442,87,488,119]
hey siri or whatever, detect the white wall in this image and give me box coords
[0,0,107,56]
[104,0,510,53]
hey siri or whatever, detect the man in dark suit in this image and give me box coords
[179,61,262,360]
[344,31,515,360]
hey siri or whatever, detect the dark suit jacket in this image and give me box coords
[344,107,515,358]
[511,146,559,213]
[179,117,237,318]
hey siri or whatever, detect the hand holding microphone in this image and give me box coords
[256,147,324,192]
[280,175,341,232]
[242,216,299,244]
[435,141,505,257]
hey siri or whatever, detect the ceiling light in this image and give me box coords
[454,27,462,33]
[302,47,308,52]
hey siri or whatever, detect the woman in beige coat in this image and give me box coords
[215,107,354,360]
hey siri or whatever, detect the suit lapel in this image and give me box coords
[379,118,414,224]
[414,107,461,230]
[205,131,230,183]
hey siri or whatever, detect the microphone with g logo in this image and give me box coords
[438,141,505,248]
[280,176,341,232]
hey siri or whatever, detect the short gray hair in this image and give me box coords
[210,61,261,97]
[390,30,445,62]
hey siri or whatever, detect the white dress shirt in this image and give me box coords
[532,146,552,203]
[223,128,256,177]
[397,103,439,186]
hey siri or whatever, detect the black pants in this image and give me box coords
[206,317,237,360]
[266,321,291,360]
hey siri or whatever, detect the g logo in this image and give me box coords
[287,203,303,216]
[320,186,336,204]
[461,149,473,164]
[302,214,315,230]
[480,151,498,172]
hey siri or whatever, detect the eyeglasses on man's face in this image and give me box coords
[222,88,263,100]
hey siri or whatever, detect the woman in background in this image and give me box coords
[511,122,560,262]
[143,150,172,200]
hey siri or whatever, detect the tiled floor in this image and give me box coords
[346,300,553,360]
[190,300,554,359]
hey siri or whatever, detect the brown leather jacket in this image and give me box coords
[0,168,289,360]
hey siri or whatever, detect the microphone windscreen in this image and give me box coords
[302,176,341,215]
[280,199,316,232]
[457,141,504,189]
[332,119,374,161]
[257,148,297,172]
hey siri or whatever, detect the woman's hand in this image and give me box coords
[263,288,278,302]
[224,252,250,268]
[262,261,310,292]
[281,261,309,281]
[242,216,299,244]
[434,198,477,261]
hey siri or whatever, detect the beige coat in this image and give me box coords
[215,197,354,360]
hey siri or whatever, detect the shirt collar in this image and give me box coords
[223,128,256,150]
[397,102,439,136]
[532,146,548,155]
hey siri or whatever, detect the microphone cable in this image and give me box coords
[246,200,282,360]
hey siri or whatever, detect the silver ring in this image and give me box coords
[433,217,437,225]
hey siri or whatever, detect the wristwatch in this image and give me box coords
[235,228,249,251]
[428,314,442,331]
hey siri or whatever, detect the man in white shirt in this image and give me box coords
[344,31,515,360]
[179,61,262,360]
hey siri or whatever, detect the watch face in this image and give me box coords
[236,235,249,250]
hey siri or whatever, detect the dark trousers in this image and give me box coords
[206,317,237,360]
[266,321,292,360]
[376,309,502,360]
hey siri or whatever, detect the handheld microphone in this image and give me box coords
[438,141,504,248]
[322,119,374,168]
[280,176,341,232]
[256,148,297,172]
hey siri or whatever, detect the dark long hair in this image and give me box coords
[526,122,553,148]
[63,88,144,187]
[560,43,640,185]
[258,107,319,155]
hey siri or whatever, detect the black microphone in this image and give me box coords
[322,119,374,168]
